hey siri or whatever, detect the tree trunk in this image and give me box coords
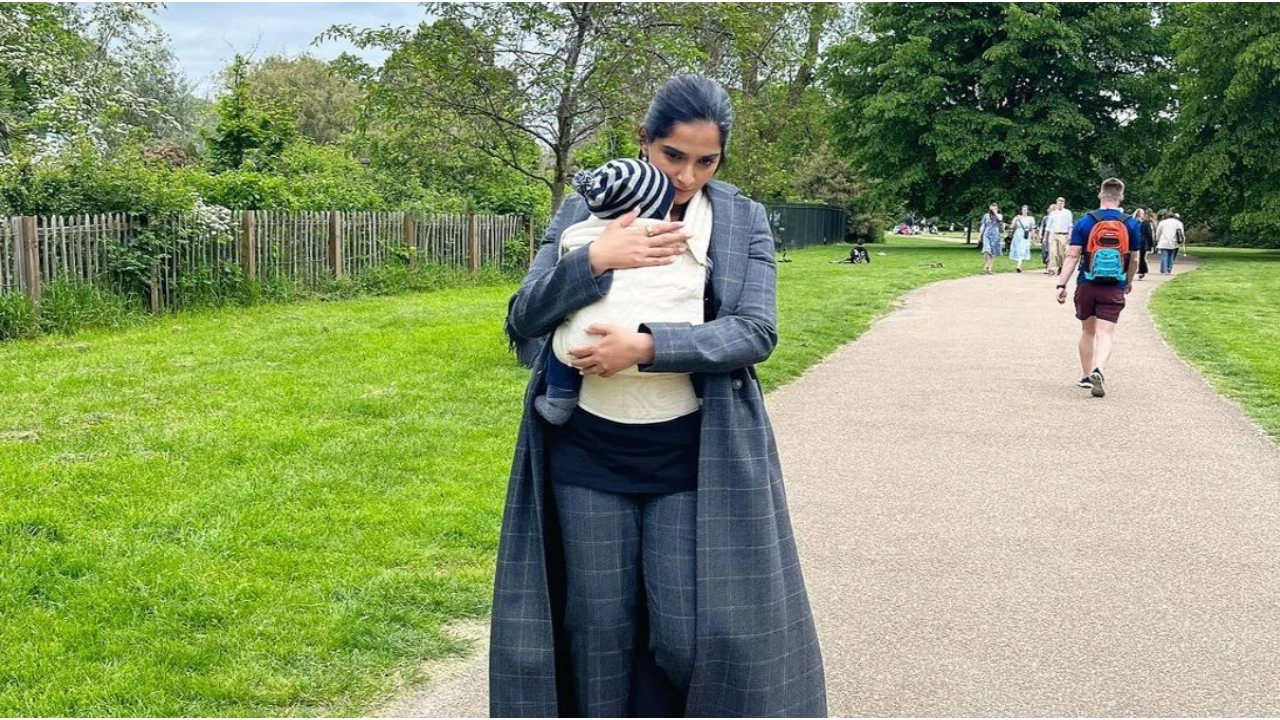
[551,3,592,212]
[552,149,570,212]
[790,4,830,106]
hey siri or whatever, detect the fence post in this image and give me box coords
[19,216,39,307]
[528,215,537,266]
[329,210,343,278]
[240,210,257,281]
[468,214,480,274]
[402,212,417,266]
[149,268,160,314]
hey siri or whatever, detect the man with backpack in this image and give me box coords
[1054,178,1143,398]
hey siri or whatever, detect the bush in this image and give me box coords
[0,141,198,216]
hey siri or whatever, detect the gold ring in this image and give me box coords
[645,225,656,237]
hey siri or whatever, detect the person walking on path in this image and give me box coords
[496,74,827,718]
[1046,197,1074,276]
[980,203,1003,274]
[1172,212,1187,262]
[1135,208,1155,280]
[1055,178,1143,398]
[1038,204,1054,272]
[1155,211,1185,275]
[1009,205,1035,273]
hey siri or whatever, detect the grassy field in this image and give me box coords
[1150,247,1280,442]
[0,237,994,716]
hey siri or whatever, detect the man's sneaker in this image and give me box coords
[1077,377,1093,389]
[1089,369,1106,398]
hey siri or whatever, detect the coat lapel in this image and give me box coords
[706,181,745,317]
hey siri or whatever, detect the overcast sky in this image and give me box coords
[154,2,427,96]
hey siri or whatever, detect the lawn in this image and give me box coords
[1150,246,1280,442]
[0,237,992,716]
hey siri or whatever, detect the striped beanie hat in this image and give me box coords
[572,159,675,220]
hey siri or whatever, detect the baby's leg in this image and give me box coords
[536,355,582,425]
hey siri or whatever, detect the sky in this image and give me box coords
[153,2,427,96]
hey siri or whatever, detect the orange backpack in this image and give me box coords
[1083,212,1131,284]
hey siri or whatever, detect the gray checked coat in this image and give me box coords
[491,180,827,717]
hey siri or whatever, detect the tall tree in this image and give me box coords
[327,3,702,209]
[0,2,172,157]
[244,55,361,146]
[825,3,1174,220]
[1155,4,1280,244]
[204,55,297,172]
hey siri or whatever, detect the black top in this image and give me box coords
[1141,220,1156,252]
[545,271,713,496]
[547,407,701,494]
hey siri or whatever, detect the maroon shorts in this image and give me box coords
[1075,282,1126,323]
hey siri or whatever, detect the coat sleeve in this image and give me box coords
[638,200,778,375]
[505,196,613,344]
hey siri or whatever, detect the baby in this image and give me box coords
[536,158,709,425]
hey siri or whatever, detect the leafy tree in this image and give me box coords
[327,3,705,208]
[1155,4,1280,245]
[0,3,173,157]
[204,55,297,172]
[244,54,361,146]
[825,3,1175,220]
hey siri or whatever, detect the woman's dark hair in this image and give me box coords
[642,75,733,166]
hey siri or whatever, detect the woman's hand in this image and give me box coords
[568,324,655,378]
[587,208,691,277]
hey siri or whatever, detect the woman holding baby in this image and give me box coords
[491,75,827,718]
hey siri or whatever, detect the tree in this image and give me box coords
[0,3,174,157]
[205,55,297,172]
[825,3,1175,220]
[1155,4,1280,245]
[244,54,361,146]
[327,3,706,209]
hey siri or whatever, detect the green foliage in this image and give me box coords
[825,3,1175,220]
[244,54,361,146]
[572,121,641,172]
[719,86,833,202]
[205,55,298,173]
[1155,4,1280,247]
[0,3,172,156]
[102,227,170,302]
[0,140,197,215]
[176,142,392,210]
[0,278,144,341]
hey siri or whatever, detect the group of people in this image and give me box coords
[980,198,1187,278]
[979,182,1189,400]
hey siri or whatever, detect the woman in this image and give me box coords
[494,75,827,718]
[1135,208,1155,280]
[980,203,1003,274]
[1009,205,1035,273]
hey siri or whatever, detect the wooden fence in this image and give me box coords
[1,210,539,311]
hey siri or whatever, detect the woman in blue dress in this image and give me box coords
[980,203,1003,274]
[1009,205,1035,273]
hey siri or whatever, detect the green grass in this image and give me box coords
[0,237,993,716]
[1150,247,1280,442]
